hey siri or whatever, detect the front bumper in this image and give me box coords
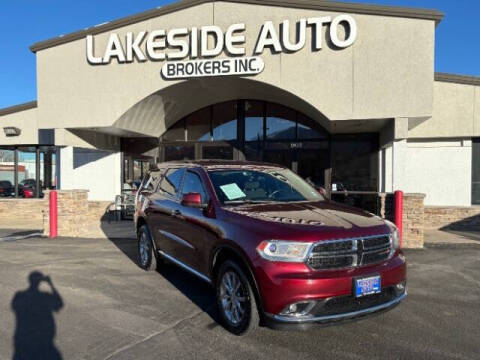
[264,289,406,329]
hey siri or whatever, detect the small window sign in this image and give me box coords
[220,183,246,200]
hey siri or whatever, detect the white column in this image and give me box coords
[392,139,408,192]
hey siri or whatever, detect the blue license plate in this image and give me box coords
[355,275,381,297]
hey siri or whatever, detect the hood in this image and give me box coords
[226,201,386,231]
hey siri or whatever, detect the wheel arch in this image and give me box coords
[210,244,265,316]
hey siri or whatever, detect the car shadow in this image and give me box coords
[11,271,64,360]
[108,238,219,325]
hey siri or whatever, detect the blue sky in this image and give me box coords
[0,0,478,109]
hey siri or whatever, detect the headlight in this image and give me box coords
[384,220,400,250]
[256,240,312,262]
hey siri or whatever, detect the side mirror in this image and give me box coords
[181,192,207,208]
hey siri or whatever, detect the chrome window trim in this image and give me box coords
[306,233,393,270]
[267,292,406,324]
[158,250,211,284]
[159,230,195,250]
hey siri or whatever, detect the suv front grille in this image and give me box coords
[307,234,392,270]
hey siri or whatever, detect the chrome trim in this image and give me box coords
[268,292,407,324]
[159,230,195,250]
[158,250,211,284]
[306,233,393,270]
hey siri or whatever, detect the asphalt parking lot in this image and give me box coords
[0,236,478,360]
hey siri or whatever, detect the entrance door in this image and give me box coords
[256,141,330,188]
[297,149,330,188]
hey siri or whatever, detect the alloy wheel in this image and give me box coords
[139,231,149,266]
[220,271,247,325]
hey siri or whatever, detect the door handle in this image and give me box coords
[171,209,182,217]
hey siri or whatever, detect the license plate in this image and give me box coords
[355,275,381,298]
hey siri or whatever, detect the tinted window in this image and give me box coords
[164,145,195,161]
[266,103,296,140]
[297,113,328,140]
[332,134,378,191]
[182,171,207,203]
[202,146,234,160]
[159,168,185,196]
[245,100,264,141]
[212,101,237,141]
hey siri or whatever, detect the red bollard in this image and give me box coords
[394,190,403,248]
[49,190,58,238]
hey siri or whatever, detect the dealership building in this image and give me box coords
[0,0,479,226]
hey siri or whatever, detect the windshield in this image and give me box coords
[208,168,324,204]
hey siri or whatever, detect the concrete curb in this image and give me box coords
[0,232,44,242]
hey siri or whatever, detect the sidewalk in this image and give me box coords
[424,229,480,246]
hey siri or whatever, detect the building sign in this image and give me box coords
[161,56,264,79]
[86,15,357,79]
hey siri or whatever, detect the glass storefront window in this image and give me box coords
[0,149,15,197]
[187,107,211,141]
[297,113,328,140]
[266,103,296,140]
[202,146,234,160]
[18,147,37,197]
[331,135,378,192]
[213,101,237,141]
[245,100,264,142]
[165,145,195,161]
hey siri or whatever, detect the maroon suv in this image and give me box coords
[135,160,406,335]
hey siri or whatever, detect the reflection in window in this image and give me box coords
[213,101,237,141]
[297,113,328,140]
[266,103,296,140]
[245,101,264,141]
[18,147,37,193]
[332,135,378,192]
[187,107,211,141]
[0,149,15,197]
[183,171,207,203]
[160,168,185,196]
[165,145,195,161]
[202,146,234,160]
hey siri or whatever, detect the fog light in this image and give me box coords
[280,301,316,317]
[395,281,406,295]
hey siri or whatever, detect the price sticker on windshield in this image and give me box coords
[220,183,246,200]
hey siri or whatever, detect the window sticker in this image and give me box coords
[220,183,246,200]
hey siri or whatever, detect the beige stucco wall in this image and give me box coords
[36,2,435,138]
[0,108,38,145]
[403,139,472,206]
[409,81,479,138]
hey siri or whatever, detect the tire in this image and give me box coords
[137,225,157,271]
[216,260,260,335]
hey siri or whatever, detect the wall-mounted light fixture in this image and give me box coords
[3,127,21,137]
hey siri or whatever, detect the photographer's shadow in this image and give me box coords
[11,271,63,360]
